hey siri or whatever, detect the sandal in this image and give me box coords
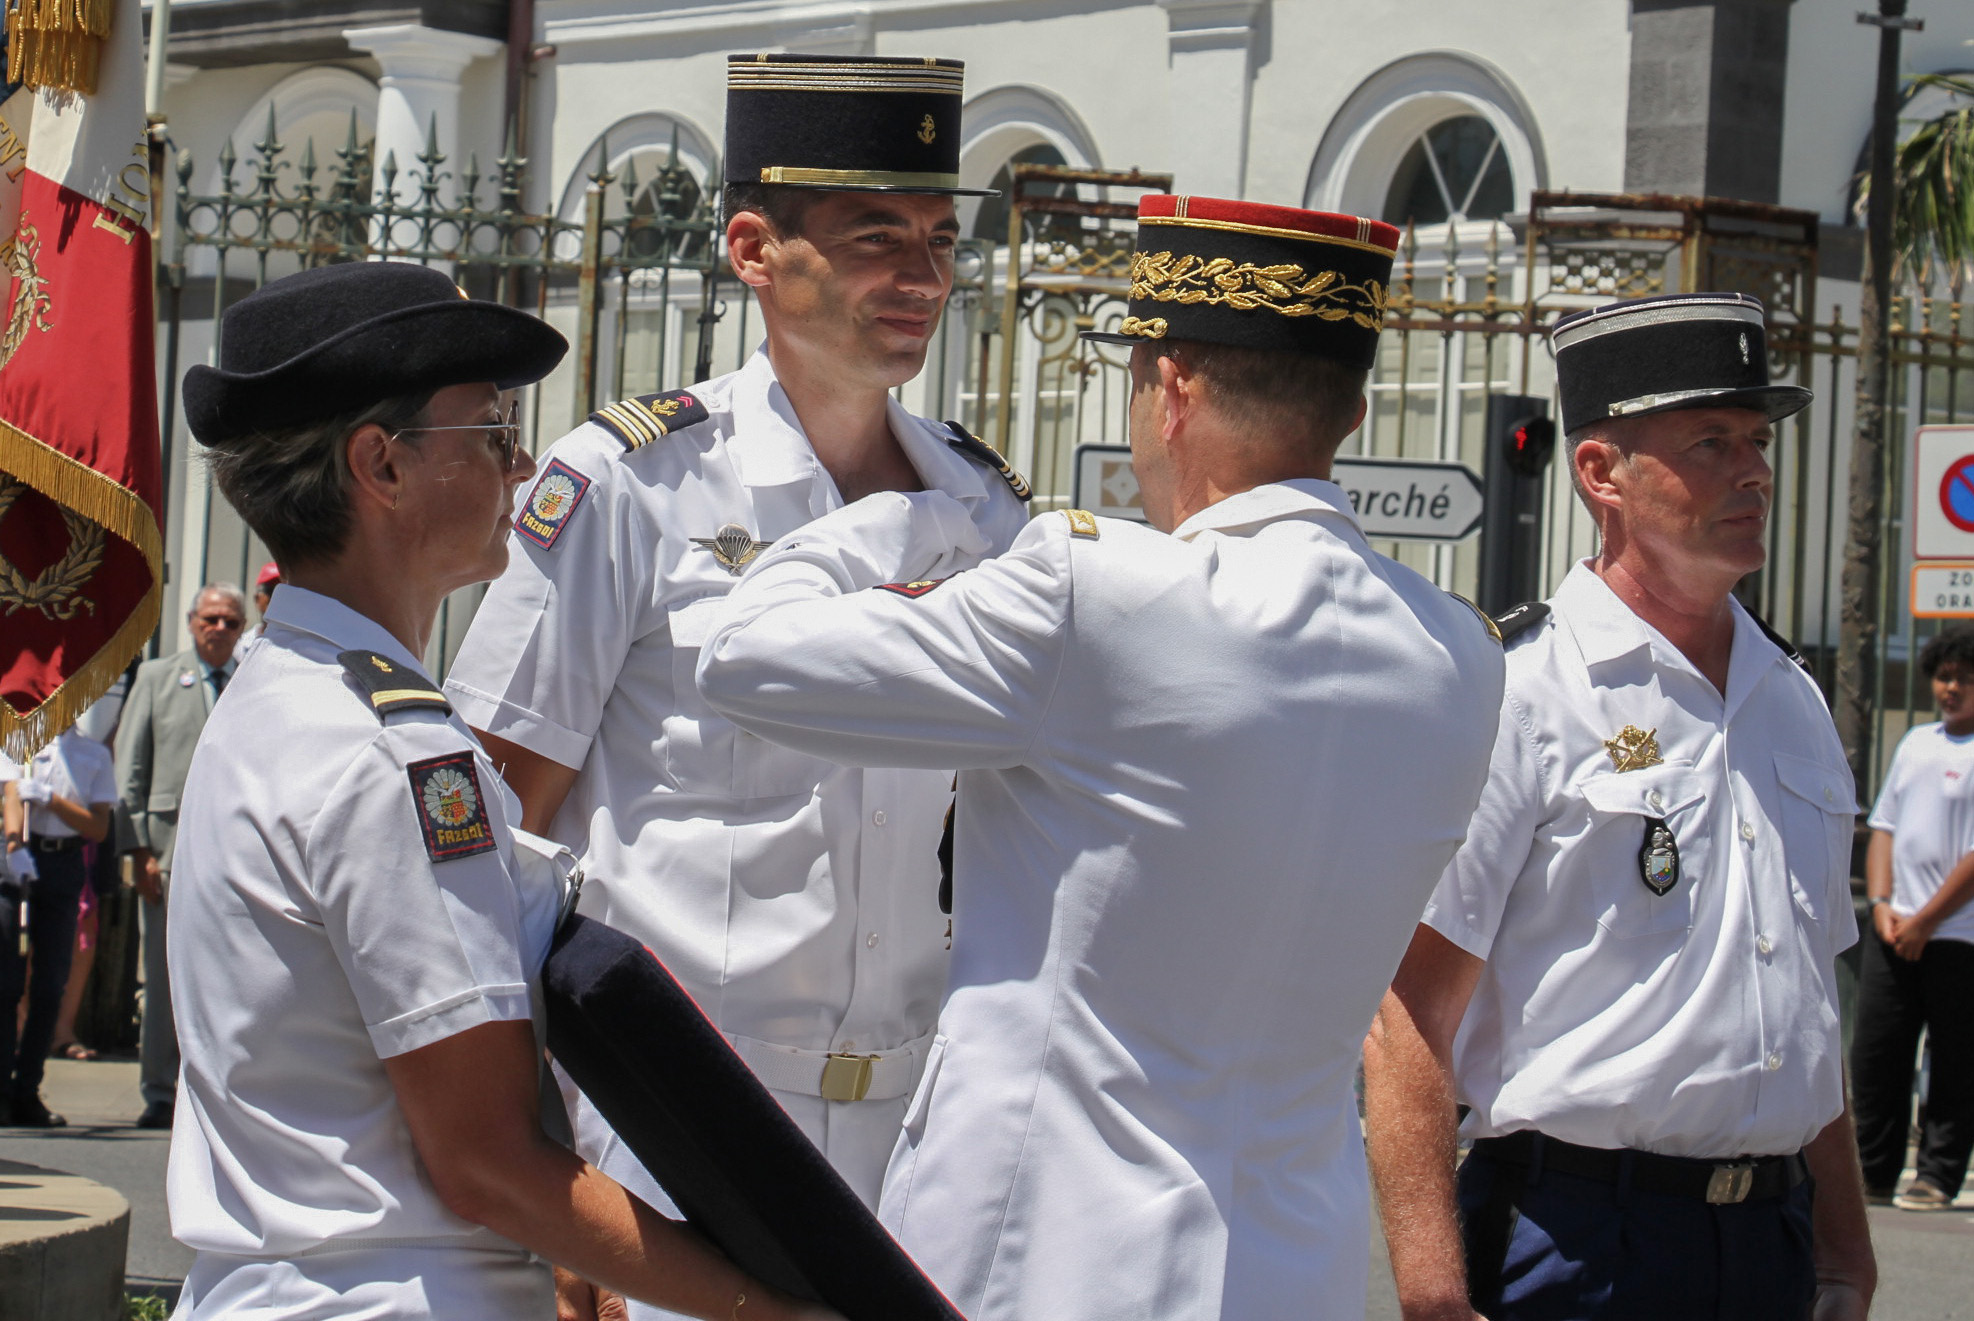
[52,1041,97,1061]
[1894,1180,1954,1211]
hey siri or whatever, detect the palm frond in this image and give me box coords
[1856,73,1974,294]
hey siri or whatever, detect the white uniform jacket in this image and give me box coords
[697,481,1505,1321]
[167,586,560,1319]
[1423,563,1860,1159]
[444,349,1031,1211]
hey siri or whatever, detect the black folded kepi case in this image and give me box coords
[541,914,965,1321]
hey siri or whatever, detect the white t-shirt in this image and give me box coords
[1868,721,1974,946]
[24,731,117,839]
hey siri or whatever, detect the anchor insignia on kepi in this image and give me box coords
[691,523,772,575]
[1603,724,1662,773]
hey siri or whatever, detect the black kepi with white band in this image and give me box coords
[1550,291,1812,436]
[724,53,995,196]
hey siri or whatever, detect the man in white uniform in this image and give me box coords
[697,194,1506,1321]
[1365,293,1877,1321]
[444,53,1028,1314]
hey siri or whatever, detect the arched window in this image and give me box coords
[971,142,1068,241]
[1382,115,1514,228]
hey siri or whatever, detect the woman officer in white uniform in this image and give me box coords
[167,262,840,1321]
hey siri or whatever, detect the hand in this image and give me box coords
[4,849,34,882]
[553,1268,628,1321]
[1871,902,1901,947]
[14,778,51,805]
[1891,912,1935,961]
[1812,1280,1870,1321]
[134,853,164,905]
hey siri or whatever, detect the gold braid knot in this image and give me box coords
[1129,251,1389,330]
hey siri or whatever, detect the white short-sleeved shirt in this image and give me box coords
[166,586,560,1319]
[698,484,1505,1321]
[23,730,116,838]
[1424,562,1859,1159]
[1869,722,1974,946]
[444,348,1030,1212]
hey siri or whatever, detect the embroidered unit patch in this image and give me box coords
[516,460,592,550]
[407,752,498,861]
[876,578,948,598]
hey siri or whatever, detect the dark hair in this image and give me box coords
[1146,340,1369,454]
[1921,625,1974,680]
[203,391,432,568]
[722,182,821,239]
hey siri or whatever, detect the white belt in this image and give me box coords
[725,1030,931,1103]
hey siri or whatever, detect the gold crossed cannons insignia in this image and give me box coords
[1603,724,1663,773]
[691,523,773,575]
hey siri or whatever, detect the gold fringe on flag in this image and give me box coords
[0,416,163,761]
[6,0,115,96]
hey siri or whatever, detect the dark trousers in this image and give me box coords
[0,847,86,1104]
[1851,928,1974,1196]
[1457,1146,1816,1321]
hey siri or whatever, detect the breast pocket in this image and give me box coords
[1773,751,1857,923]
[662,596,835,801]
[1578,765,1710,938]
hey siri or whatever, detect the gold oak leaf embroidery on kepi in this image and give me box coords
[1129,251,1390,330]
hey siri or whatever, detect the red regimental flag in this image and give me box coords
[0,0,163,759]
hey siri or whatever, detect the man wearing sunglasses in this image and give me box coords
[116,582,248,1130]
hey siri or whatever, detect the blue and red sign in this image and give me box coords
[1942,456,1974,534]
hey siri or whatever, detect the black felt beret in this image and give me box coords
[542,914,964,1321]
[183,262,567,444]
[1552,292,1812,435]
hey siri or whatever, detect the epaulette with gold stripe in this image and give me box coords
[1447,592,1504,645]
[590,389,711,452]
[943,420,1031,501]
[338,650,453,721]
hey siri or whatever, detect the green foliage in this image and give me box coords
[1860,73,1974,293]
[123,1292,171,1321]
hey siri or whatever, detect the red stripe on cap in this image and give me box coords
[1137,194,1401,252]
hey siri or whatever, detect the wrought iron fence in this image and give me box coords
[156,127,1974,794]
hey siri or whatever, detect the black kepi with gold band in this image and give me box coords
[1083,194,1400,368]
[724,53,994,196]
[1550,292,1813,436]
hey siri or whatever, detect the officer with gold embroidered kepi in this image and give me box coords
[443,52,1030,1321]
[163,262,837,1321]
[693,194,1506,1321]
[1364,292,1877,1321]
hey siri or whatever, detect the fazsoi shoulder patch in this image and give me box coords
[406,751,499,862]
[516,459,592,550]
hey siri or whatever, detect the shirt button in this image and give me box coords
[839,1040,855,1051]
[1823,787,1834,803]
[1757,934,1774,955]
[1740,820,1757,842]
[872,810,887,827]
[866,932,880,948]
[1765,1052,1782,1072]
[1647,790,1665,811]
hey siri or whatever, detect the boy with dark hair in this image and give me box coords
[1854,623,1974,1210]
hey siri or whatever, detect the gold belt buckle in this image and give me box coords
[820,1053,879,1103]
[1705,1162,1755,1204]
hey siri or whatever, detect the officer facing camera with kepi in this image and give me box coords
[1365,292,1876,1321]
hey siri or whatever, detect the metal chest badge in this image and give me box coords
[691,523,772,575]
[1603,724,1662,773]
[1639,817,1680,896]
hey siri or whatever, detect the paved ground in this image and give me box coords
[4,1057,1972,1316]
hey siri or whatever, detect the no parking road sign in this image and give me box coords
[1911,426,1974,558]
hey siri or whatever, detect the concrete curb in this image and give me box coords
[0,1157,131,1320]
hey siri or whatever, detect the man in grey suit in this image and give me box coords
[117,583,245,1129]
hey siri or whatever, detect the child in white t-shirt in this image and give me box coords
[1855,626,1974,1209]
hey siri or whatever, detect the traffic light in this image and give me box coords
[1479,394,1554,615]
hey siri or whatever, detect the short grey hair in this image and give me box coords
[202,391,433,568]
[190,583,246,620]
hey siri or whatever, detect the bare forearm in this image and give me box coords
[1365,994,1476,1320]
[474,730,580,835]
[43,797,109,841]
[1804,1104,1876,1302]
[1916,849,1974,927]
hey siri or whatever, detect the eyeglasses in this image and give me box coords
[196,615,244,629]
[391,402,524,472]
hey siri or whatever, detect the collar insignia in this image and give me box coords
[691,523,772,575]
[1604,724,1662,773]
